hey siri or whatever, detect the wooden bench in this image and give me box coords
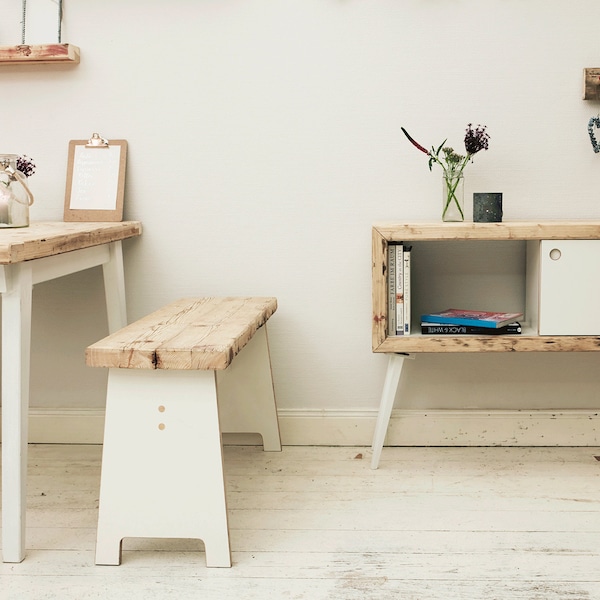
[86,297,281,568]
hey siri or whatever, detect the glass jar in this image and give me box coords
[0,154,35,228]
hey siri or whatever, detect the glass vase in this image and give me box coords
[0,154,34,228]
[442,172,465,222]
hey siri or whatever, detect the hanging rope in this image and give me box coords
[20,0,64,45]
[21,0,27,44]
[58,0,63,43]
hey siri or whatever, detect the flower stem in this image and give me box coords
[442,172,465,220]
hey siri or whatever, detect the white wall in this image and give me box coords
[1,1,600,440]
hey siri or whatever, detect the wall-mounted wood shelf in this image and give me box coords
[0,44,80,66]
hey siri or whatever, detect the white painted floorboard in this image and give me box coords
[1,444,600,599]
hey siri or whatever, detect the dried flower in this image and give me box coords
[464,123,490,155]
[16,155,36,178]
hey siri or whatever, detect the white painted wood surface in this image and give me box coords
[1,444,600,599]
[95,369,231,567]
[217,327,281,451]
[538,240,600,335]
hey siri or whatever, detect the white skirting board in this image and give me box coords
[3,407,600,446]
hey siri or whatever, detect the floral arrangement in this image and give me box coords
[401,124,490,220]
[16,155,36,178]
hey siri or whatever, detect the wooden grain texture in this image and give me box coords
[0,221,142,264]
[0,44,80,65]
[2,444,600,599]
[375,333,600,353]
[86,297,278,370]
[372,222,600,353]
[372,227,387,350]
[373,221,600,242]
[583,68,600,100]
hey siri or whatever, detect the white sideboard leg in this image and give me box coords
[370,353,413,470]
[1,264,33,562]
[102,241,127,333]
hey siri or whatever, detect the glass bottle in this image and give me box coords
[0,154,34,227]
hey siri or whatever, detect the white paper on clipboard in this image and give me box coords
[69,145,122,210]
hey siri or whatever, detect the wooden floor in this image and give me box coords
[1,444,600,599]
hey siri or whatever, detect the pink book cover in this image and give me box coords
[421,308,524,329]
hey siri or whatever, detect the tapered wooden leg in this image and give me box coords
[370,354,413,470]
[101,241,127,333]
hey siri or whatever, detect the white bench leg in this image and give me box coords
[96,369,231,568]
[217,325,282,451]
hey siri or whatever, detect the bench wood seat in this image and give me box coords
[85,296,277,370]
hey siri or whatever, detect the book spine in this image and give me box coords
[403,246,411,334]
[387,244,396,336]
[421,323,522,335]
[395,244,404,335]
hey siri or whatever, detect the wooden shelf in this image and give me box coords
[375,333,600,353]
[0,44,80,66]
[372,221,600,354]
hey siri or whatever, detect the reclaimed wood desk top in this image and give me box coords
[0,221,142,264]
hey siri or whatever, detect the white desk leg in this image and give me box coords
[102,241,127,333]
[1,264,33,562]
[370,353,412,470]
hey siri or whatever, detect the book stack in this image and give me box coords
[387,243,411,336]
[420,308,523,335]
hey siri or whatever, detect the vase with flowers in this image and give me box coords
[402,124,490,222]
[0,154,35,227]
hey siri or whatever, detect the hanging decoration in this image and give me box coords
[588,116,600,154]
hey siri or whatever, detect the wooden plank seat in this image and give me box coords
[86,297,281,568]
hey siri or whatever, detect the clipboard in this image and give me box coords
[64,134,127,222]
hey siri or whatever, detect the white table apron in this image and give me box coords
[1,241,127,563]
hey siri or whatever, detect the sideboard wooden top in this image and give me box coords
[373,221,600,241]
[0,221,142,264]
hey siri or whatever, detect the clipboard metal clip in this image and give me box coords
[86,133,109,148]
